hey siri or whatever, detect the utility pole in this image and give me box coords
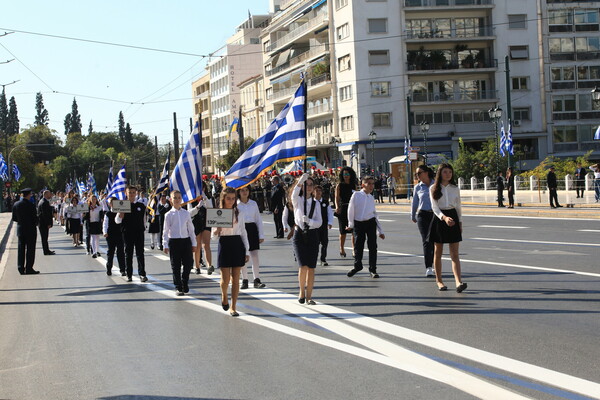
[406,96,413,200]
[154,136,159,184]
[173,112,179,162]
[505,55,513,168]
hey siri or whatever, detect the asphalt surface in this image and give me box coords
[0,209,599,400]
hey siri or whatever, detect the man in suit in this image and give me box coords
[547,166,562,208]
[574,163,586,198]
[37,190,55,255]
[496,171,505,207]
[11,188,40,275]
[270,176,285,238]
[115,186,148,282]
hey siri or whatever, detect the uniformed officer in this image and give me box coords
[12,188,40,275]
[37,190,56,255]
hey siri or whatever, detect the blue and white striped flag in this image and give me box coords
[404,135,411,164]
[148,154,170,219]
[499,121,507,157]
[12,163,21,181]
[106,164,127,200]
[594,125,600,140]
[170,121,202,204]
[87,171,97,195]
[350,150,356,160]
[104,162,114,194]
[77,179,87,197]
[0,153,8,180]
[506,122,514,156]
[225,82,307,189]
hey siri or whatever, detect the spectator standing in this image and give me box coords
[411,165,435,277]
[12,188,39,275]
[574,163,586,198]
[271,176,286,238]
[547,166,562,208]
[506,168,515,208]
[37,190,55,255]
[496,171,505,207]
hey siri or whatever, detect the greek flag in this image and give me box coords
[0,153,8,180]
[65,181,73,194]
[594,125,600,140]
[148,154,170,220]
[75,179,86,197]
[225,82,307,189]
[404,136,411,164]
[351,150,356,160]
[12,163,21,181]
[499,121,507,157]
[170,121,202,204]
[106,164,127,200]
[506,122,514,156]
[105,162,114,194]
[87,171,97,195]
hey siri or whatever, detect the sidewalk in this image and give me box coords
[0,213,14,279]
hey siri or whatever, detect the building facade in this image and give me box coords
[192,74,212,173]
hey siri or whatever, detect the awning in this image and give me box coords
[312,0,327,9]
[273,48,291,68]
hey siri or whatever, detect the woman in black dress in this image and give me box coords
[506,167,515,208]
[335,166,358,258]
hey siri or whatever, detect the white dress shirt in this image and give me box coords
[211,211,250,255]
[162,207,197,250]
[347,189,383,235]
[88,206,102,223]
[282,206,292,232]
[237,199,264,239]
[291,185,322,230]
[430,183,462,221]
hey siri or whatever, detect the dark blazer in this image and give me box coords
[575,167,586,181]
[547,171,558,189]
[506,175,515,191]
[119,201,146,235]
[496,176,504,191]
[270,184,285,212]
[12,198,39,237]
[37,197,54,227]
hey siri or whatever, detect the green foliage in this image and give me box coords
[64,113,72,136]
[214,137,255,173]
[450,137,524,179]
[0,88,8,133]
[118,111,125,142]
[69,98,82,134]
[519,150,593,180]
[35,92,49,126]
[88,120,93,135]
[6,96,19,135]
[124,123,134,149]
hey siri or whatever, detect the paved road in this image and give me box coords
[0,211,599,400]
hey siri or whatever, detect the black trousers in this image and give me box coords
[17,233,37,273]
[416,211,434,270]
[549,188,560,207]
[169,238,194,290]
[105,234,125,272]
[38,224,50,253]
[508,188,514,207]
[124,232,146,278]
[575,181,584,197]
[317,226,329,262]
[85,221,91,250]
[352,218,378,272]
[274,210,284,238]
[497,189,504,206]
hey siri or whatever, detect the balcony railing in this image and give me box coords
[267,9,327,53]
[405,0,492,6]
[405,26,494,40]
[409,89,498,102]
[266,44,330,78]
[307,102,333,117]
[407,57,497,72]
[268,73,331,102]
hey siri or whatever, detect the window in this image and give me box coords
[575,9,599,25]
[513,108,531,121]
[549,38,574,53]
[549,10,572,26]
[337,23,349,40]
[372,113,391,127]
[551,66,575,81]
[335,0,348,9]
[341,116,354,131]
[508,14,527,29]
[509,45,529,60]
[263,40,270,52]
[368,19,387,33]
[338,54,351,71]
[368,50,390,65]
[578,65,600,80]
[339,85,352,101]
[553,126,577,143]
[512,77,529,90]
[575,36,600,53]
[371,81,391,97]
[552,95,576,112]
[267,110,274,121]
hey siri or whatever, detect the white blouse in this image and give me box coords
[291,185,322,230]
[237,199,264,239]
[87,206,102,223]
[430,183,462,221]
[211,211,250,255]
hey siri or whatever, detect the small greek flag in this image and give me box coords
[170,121,202,204]
[105,162,114,194]
[228,118,239,141]
[87,171,97,195]
[499,121,507,157]
[351,150,356,159]
[225,81,307,189]
[106,164,127,200]
[404,136,411,164]
[506,123,514,156]
[148,154,170,220]
[0,153,8,180]
[12,163,21,181]
[594,125,600,140]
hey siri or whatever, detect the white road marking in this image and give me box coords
[378,210,600,222]
[378,219,395,222]
[472,247,585,256]
[472,237,600,248]
[477,225,529,229]
[578,229,600,232]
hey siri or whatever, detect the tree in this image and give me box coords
[69,98,82,133]
[35,92,49,126]
[64,113,72,136]
[0,88,8,133]
[88,120,93,135]
[118,111,125,142]
[124,122,134,149]
[6,96,19,135]
[214,137,255,172]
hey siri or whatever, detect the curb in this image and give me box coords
[0,218,14,280]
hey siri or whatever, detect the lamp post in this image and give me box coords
[368,130,377,174]
[488,106,503,174]
[330,136,341,168]
[419,121,430,165]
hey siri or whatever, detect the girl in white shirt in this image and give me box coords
[237,186,266,289]
[85,195,103,258]
[429,163,467,293]
[66,197,83,247]
[212,187,250,317]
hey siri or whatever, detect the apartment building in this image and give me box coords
[191,74,213,173]
[541,0,600,160]
[238,74,267,141]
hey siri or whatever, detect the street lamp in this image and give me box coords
[368,130,377,174]
[488,106,503,174]
[592,86,600,101]
[330,136,341,168]
[419,121,430,165]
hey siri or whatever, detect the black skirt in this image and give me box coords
[245,222,260,251]
[66,218,82,235]
[218,235,246,268]
[336,203,352,233]
[429,208,462,244]
[89,221,102,235]
[148,217,160,234]
[292,228,319,268]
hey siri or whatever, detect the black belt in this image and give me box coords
[419,210,433,214]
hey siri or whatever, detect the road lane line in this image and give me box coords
[471,237,600,248]
[477,225,529,229]
[378,210,600,222]
[578,229,600,232]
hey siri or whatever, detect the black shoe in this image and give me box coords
[96,252,101,257]
[159,246,163,251]
[175,289,184,296]
[140,276,148,282]
[44,251,56,255]
[298,297,305,304]
[127,276,133,282]
[195,267,201,275]
[306,299,316,305]
[322,261,329,266]
[25,269,40,275]
[241,279,249,289]
[18,268,25,275]
[207,265,214,275]
[92,254,97,259]
[551,206,557,209]
[370,272,380,279]
[183,284,189,293]
[120,271,127,276]
[254,278,266,288]
[106,269,112,276]
[347,267,363,277]
[438,285,448,291]
[557,205,563,208]
[230,310,239,317]
[222,302,230,311]
[150,245,154,250]
[456,283,468,293]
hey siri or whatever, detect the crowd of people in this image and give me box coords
[9,162,600,316]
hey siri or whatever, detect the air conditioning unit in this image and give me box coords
[513,120,521,127]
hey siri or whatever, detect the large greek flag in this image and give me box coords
[12,163,21,181]
[594,125,600,140]
[499,121,507,157]
[170,121,202,204]
[148,154,170,220]
[0,153,8,180]
[506,122,514,156]
[225,82,307,189]
[104,162,114,194]
[106,164,127,200]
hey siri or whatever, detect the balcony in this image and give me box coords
[407,57,497,72]
[409,89,498,103]
[266,44,329,78]
[268,73,331,102]
[405,26,494,41]
[267,9,328,53]
[307,102,333,117]
[405,0,492,7]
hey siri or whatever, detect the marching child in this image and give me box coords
[314,185,334,266]
[237,186,266,289]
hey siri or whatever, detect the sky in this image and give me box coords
[0,0,269,146]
